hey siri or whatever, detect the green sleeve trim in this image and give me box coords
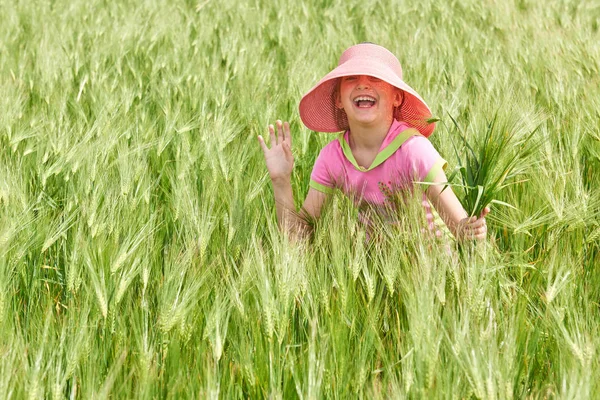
[309,180,335,194]
[422,158,448,183]
[338,128,421,172]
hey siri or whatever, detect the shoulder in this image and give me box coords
[393,134,446,180]
[310,135,345,187]
[402,134,438,151]
[315,136,344,161]
[322,136,343,151]
[395,134,441,161]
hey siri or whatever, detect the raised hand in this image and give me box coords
[257,120,294,183]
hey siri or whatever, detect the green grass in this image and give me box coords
[1,0,600,398]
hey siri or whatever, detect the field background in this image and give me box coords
[1,0,600,398]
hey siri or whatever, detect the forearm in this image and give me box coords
[426,181,488,241]
[425,171,479,241]
[441,210,468,240]
[271,178,310,238]
[434,194,468,239]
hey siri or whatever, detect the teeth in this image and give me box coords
[354,96,376,102]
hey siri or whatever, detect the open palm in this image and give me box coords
[257,120,294,182]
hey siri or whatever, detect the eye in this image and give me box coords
[343,76,357,81]
[368,76,382,83]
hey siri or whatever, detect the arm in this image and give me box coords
[258,121,327,240]
[425,169,489,241]
[270,181,327,239]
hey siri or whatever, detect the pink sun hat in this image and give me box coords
[299,43,436,137]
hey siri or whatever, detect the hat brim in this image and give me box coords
[299,57,435,137]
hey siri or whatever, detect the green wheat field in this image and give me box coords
[1,0,600,398]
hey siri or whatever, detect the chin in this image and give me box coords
[352,115,383,125]
[356,119,378,126]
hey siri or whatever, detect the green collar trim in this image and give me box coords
[338,128,421,172]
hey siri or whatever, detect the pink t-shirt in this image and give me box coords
[309,119,447,232]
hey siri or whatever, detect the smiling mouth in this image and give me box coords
[353,96,376,108]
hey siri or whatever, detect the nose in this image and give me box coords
[356,76,371,89]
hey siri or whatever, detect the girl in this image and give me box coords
[257,43,488,241]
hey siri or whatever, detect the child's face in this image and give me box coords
[336,75,402,128]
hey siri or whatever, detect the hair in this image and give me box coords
[331,79,348,131]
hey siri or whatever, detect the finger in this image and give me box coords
[283,141,293,160]
[474,225,487,235]
[474,229,487,240]
[257,135,269,154]
[462,222,486,238]
[468,218,487,229]
[480,207,490,218]
[460,216,477,229]
[459,216,475,228]
[283,121,292,146]
[268,124,276,145]
[276,120,284,144]
[465,228,486,241]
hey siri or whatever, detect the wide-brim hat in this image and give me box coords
[299,43,436,137]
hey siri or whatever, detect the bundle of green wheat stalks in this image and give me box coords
[446,107,543,217]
